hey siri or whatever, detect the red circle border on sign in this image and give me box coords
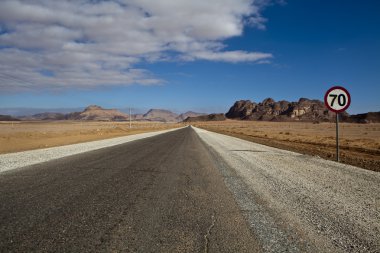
[324,86,351,113]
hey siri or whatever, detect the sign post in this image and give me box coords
[324,86,351,162]
[336,113,339,162]
[129,108,132,129]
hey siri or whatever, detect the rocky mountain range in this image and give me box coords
[2,100,379,123]
[12,105,205,123]
[226,98,343,122]
[184,98,380,123]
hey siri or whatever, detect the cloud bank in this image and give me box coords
[0,0,273,90]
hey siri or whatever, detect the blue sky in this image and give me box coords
[0,0,379,114]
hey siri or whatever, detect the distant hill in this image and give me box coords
[20,112,67,121]
[66,105,129,121]
[142,109,179,122]
[11,106,206,122]
[176,111,206,121]
[226,98,347,122]
[0,107,84,117]
[183,113,226,122]
[344,112,380,123]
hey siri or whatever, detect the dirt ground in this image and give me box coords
[191,120,380,172]
[0,121,182,154]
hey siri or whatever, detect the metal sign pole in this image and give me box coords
[129,108,132,129]
[336,113,339,162]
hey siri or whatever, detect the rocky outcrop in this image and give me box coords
[225,100,257,119]
[226,98,346,122]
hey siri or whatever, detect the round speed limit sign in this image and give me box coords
[324,86,351,113]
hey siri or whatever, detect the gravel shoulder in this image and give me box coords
[193,126,380,253]
[0,127,182,173]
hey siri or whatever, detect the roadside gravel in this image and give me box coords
[193,126,380,253]
[0,127,182,173]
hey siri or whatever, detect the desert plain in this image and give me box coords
[192,120,380,172]
[0,121,181,154]
[1,120,379,172]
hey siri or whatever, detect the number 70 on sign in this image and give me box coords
[324,86,351,113]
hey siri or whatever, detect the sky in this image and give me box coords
[0,0,379,114]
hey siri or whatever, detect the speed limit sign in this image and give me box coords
[324,86,351,113]
[324,85,351,163]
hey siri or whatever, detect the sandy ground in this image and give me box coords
[191,120,380,172]
[0,121,182,154]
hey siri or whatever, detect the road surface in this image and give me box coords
[0,127,259,252]
[1,126,379,252]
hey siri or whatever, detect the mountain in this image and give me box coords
[8,105,205,122]
[0,107,84,117]
[0,115,20,121]
[226,98,346,122]
[176,111,206,121]
[183,113,226,122]
[66,105,129,121]
[142,109,179,122]
[20,112,67,121]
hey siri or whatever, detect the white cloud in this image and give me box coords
[0,0,273,91]
[189,51,273,63]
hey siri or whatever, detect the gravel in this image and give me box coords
[0,127,182,173]
[193,126,380,253]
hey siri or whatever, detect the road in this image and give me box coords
[1,126,379,253]
[0,127,259,252]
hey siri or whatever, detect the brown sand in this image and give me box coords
[191,120,380,172]
[0,121,182,154]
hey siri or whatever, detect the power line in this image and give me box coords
[0,72,37,86]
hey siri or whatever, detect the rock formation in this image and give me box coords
[226,98,347,122]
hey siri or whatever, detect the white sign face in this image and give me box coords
[324,86,351,113]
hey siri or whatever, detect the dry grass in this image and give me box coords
[0,121,182,154]
[191,120,380,172]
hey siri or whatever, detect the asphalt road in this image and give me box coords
[0,127,260,252]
